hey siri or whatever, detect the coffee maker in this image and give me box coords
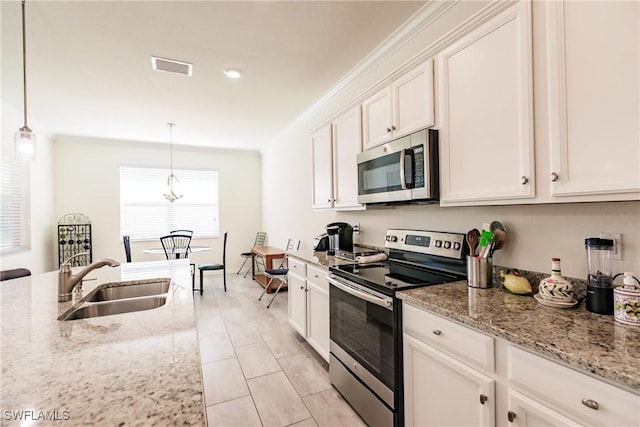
[326,222,353,256]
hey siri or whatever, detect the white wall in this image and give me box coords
[262,1,640,280]
[53,136,262,272]
[0,103,55,274]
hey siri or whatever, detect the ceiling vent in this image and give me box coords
[151,56,193,76]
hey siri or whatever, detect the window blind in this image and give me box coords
[0,152,30,254]
[120,167,219,241]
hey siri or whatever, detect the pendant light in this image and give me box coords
[163,123,183,202]
[15,0,37,161]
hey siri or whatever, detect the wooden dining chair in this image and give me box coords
[258,238,300,308]
[198,231,228,294]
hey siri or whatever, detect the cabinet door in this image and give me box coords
[547,0,640,197]
[288,272,307,337]
[392,60,435,138]
[332,106,364,210]
[306,270,330,362]
[311,125,333,209]
[403,333,495,427]
[438,2,535,204]
[362,87,393,149]
[507,390,583,427]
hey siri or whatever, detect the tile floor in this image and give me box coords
[193,271,366,427]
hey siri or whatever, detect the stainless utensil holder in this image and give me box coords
[467,256,493,288]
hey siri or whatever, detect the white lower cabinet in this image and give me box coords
[287,257,330,362]
[402,302,640,427]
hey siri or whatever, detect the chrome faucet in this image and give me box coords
[58,252,121,302]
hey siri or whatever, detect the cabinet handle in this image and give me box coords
[551,172,559,182]
[432,330,442,336]
[581,398,599,410]
[327,198,331,203]
[507,411,517,423]
[391,125,396,131]
[386,127,392,133]
[300,286,304,290]
[521,176,529,185]
[479,394,488,405]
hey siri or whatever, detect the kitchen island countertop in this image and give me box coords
[398,281,640,392]
[0,259,204,426]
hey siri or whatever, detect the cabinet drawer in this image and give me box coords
[508,345,639,426]
[307,264,328,287]
[288,257,307,276]
[403,303,494,372]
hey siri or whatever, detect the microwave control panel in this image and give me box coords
[385,229,465,259]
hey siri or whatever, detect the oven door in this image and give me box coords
[327,274,395,404]
[357,135,413,204]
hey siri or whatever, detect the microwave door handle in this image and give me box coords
[327,276,393,310]
[399,149,407,190]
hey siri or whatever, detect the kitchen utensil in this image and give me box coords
[490,229,506,256]
[466,229,480,257]
[490,221,506,234]
[585,238,615,315]
[467,255,492,288]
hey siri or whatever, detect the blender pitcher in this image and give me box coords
[585,238,615,315]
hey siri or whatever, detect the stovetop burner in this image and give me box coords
[329,229,469,296]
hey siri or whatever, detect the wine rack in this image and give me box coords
[58,213,92,267]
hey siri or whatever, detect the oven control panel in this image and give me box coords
[384,229,465,259]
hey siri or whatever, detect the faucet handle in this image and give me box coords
[61,252,89,268]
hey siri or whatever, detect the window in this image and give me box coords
[0,151,30,254]
[120,167,219,240]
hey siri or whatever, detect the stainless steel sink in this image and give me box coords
[61,296,168,321]
[85,279,171,302]
[59,278,172,321]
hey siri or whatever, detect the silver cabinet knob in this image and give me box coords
[581,398,599,410]
[432,330,442,336]
[551,172,559,182]
[507,411,517,423]
[521,176,529,185]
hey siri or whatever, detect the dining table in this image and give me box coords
[251,246,286,294]
[142,245,211,259]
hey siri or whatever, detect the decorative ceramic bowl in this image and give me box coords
[538,278,574,303]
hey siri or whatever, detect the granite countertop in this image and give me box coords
[399,281,640,392]
[0,259,204,426]
[287,249,356,268]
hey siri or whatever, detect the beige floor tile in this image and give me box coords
[248,371,311,427]
[226,322,263,348]
[205,396,262,427]
[196,314,227,337]
[289,418,319,427]
[279,353,331,397]
[199,332,235,364]
[260,328,306,359]
[236,342,281,379]
[201,358,249,406]
[221,306,255,325]
[303,388,367,427]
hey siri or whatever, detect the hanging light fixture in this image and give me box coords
[15,0,37,161]
[163,123,183,202]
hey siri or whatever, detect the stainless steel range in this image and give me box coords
[327,229,468,427]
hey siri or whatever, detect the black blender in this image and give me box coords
[585,238,615,315]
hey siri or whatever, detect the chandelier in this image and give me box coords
[163,123,183,202]
[15,0,36,161]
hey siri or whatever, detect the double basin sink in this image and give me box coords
[59,278,172,321]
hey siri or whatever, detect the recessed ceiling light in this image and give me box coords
[224,69,242,79]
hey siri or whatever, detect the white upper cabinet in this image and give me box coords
[311,106,364,210]
[363,60,435,150]
[545,0,640,199]
[438,1,535,205]
[311,125,333,209]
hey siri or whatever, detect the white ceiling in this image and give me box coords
[1,1,425,151]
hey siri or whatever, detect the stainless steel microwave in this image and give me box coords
[357,129,439,204]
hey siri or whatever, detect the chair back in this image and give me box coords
[254,231,267,247]
[277,238,300,269]
[160,233,192,260]
[170,229,193,237]
[123,235,132,263]
[221,231,228,266]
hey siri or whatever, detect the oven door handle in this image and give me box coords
[327,276,393,310]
